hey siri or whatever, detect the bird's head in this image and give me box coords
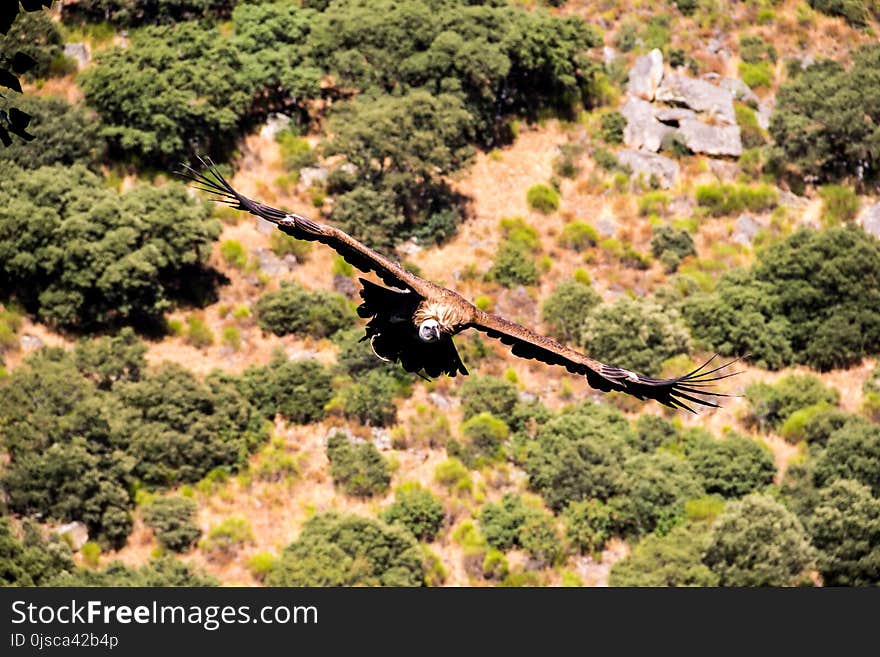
[418,319,442,343]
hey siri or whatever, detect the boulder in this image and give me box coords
[621,97,672,152]
[627,49,664,101]
[371,427,392,451]
[259,113,291,140]
[708,158,740,181]
[656,73,736,124]
[255,248,290,276]
[720,78,760,107]
[678,117,742,157]
[333,274,359,299]
[602,46,617,65]
[859,203,880,239]
[616,149,680,189]
[733,213,762,246]
[63,43,89,69]
[595,216,618,238]
[55,522,89,551]
[20,334,43,351]
[299,167,328,189]
[655,107,697,124]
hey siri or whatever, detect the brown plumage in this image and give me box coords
[180,161,739,412]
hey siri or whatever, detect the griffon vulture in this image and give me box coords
[180,162,738,412]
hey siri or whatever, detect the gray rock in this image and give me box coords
[428,392,458,411]
[63,43,89,69]
[397,238,423,257]
[621,97,672,152]
[371,427,392,451]
[259,113,291,140]
[678,117,742,157]
[720,78,760,106]
[627,48,664,101]
[333,274,359,299]
[859,203,880,239]
[255,248,290,276]
[616,149,680,189]
[255,216,276,235]
[20,334,43,351]
[299,166,328,189]
[55,522,89,551]
[778,190,810,209]
[733,213,762,245]
[602,46,617,65]
[595,216,618,238]
[756,101,773,131]
[707,37,725,54]
[708,158,740,181]
[656,73,736,125]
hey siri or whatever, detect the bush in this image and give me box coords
[0,164,219,329]
[745,375,839,430]
[684,226,880,371]
[0,518,75,587]
[265,512,424,586]
[807,479,880,586]
[519,513,564,565]
[525,402,632,510]
[269,231,312,261]
[639,191,670,217]
[580,298,691,377]
[558,221,599,251]
[381,483,445,541]
[779,402,835,443]
[47,556,218,587]
[735,103,766,149]
[185,316,214,348]
[488,241,540,287]
[460,376,519,424]
[220,240,247,269]
[617,451,704,536]
[541,278,601,344]
[239,355,332,424]
[460,412,509,460]
[562,499,613,554]
[703,493,815,586]
[553,143,585,178]
[276,130,317,172]
[200,516,254,561]
[808,0,874,26]
[335,370,398,426]
[770,45,880,184]
[651,226,696,272]
[814,421,880,495]
[479,494,538,551]
[499,216,541,252]
[599,111,626,143]
[526,183,560,214]
[738,61,773,89]
[62,0,239,26]
[143,497,201,552]
[0,11,63,80]
[609,524,718,587]
[818,185,860,227]
[255,282,354,338]
[632,414,678,452]
[686,433,775,498]
[0,96,104,170]
[695,183,777,216]
[326,432,391,497]
[482,549,509,580]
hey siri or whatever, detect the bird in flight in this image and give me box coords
[180,161,739,412]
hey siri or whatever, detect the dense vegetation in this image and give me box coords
[3,0,880,590]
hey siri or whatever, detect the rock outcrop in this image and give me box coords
[616,149,680,189]
[627,49,664,101]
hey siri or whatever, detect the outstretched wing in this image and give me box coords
[178,160,436,297]
[469,310,739,413]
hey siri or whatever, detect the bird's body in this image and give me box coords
[181,162,740,412]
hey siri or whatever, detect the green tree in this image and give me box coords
[265,512,424,586]
[581,298,691,376]
[685,226,880,371]
[703,493,815,586]
[745,375,839,431]
[460,375,519,424]
[610,524,719,587]
[255,282,354,338]
[541,278,601,344]
[814,422,880,496]
[0,518,75,587]
[686,433,776,498]
[807,479,880,586]
[238,355,332,424]
[0,164,219,329]
[48,556,217,586]
[335,370,398,426]
[0,10,63,80]
[326,432,391,497]
[0,96,103,169]
[142,496,201,553]
[770,45,880,184]
[381,483,445,541]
